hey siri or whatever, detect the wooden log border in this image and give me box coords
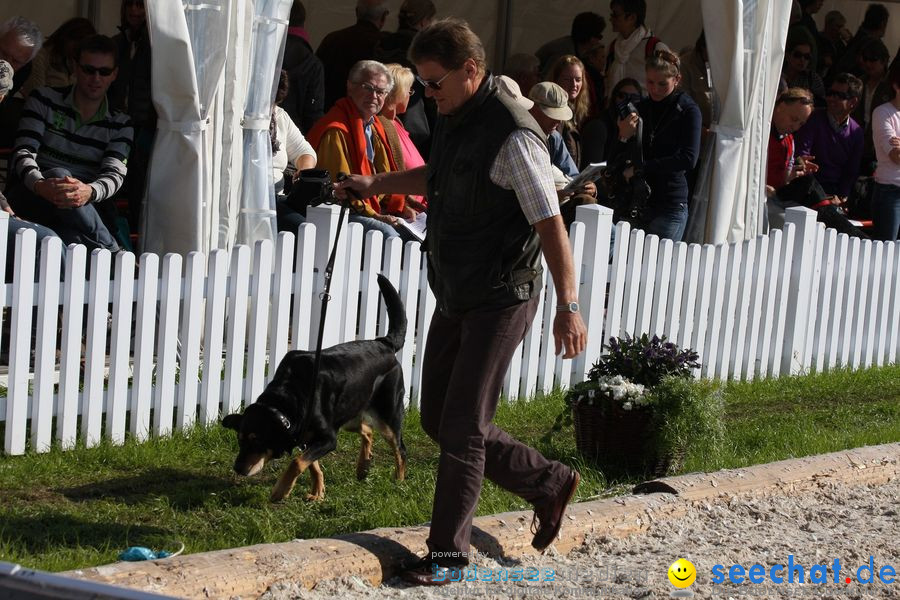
[67,443,900,599]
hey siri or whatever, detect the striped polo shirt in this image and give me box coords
[14,85,133,203]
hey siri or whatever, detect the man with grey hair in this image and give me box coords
[306,60,417,240]
[0,58,64,281]
[0,16,43,146]
[316,0,390,109]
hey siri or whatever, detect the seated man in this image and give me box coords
[0,17,43,147]
[525,80,597,227]
[306,59,417,240]
[794,73,864,201]
[0,58,63,280]
[7,34,132,252]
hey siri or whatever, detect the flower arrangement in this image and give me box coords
[549,334,722,476]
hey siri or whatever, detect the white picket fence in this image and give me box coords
[0,205,898,456]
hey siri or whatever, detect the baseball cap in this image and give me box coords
[495,75,534,110]
[528,82,574,121]
[0,60,13,99]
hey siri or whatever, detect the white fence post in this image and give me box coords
[781,207,818,375]
[572,204,613,381]
[4,229,36,456]
[307,204,348,350]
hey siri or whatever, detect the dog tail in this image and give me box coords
[378,274,407,351]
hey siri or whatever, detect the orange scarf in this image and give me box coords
[307,97,405,215]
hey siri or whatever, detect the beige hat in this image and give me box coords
[0,60,13,99]
[528,81,573,121]
[495,75,534,110]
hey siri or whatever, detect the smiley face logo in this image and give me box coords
[668,558,696,588]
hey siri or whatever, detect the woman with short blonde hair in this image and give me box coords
[379,63,427,210]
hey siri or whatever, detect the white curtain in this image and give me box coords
[684,0,792,243]
[235,0,293,248]
[143,0,230,256]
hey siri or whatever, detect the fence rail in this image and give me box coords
[1,206,897,456]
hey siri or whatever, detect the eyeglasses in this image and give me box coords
[358,82,390,98]
[79,64,115,76]
[792,51,812,61]
[415,69,456,91]
[825,89,852,100]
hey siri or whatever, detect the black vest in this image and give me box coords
[425,74,546,316]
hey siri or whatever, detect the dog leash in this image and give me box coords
[308,173,355,404]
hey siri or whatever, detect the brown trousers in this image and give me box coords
[419,297,571,566]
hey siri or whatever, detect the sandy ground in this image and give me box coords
[260,476,900,600]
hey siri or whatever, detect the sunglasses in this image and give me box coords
[825,89,852,100]
[79,64,115,76]
[792,51,812,61]
[415,69,456,91]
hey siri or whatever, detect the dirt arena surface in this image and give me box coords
[261,476,899,600]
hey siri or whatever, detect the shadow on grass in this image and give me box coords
[56,467,256,509]
[0,512,172,555]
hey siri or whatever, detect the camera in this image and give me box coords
[285,168,338,213]
[616,100,639,121]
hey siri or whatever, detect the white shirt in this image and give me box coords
[272,106,316,183]
[872,101,900,187]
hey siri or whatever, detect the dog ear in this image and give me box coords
[222,414,242,431]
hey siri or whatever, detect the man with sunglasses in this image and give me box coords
[795,73,864,202]
[337,18,587,586]
[7,34,131,252]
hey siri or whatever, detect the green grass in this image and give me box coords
[1,364,898,572]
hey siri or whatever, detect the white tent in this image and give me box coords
[142,0,230,256]
[686,0,793,243]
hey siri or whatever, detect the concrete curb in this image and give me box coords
[67,442,900,599]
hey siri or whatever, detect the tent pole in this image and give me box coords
[494,0,511,73]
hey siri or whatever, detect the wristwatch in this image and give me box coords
[556,301,579,313]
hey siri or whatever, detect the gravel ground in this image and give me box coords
[261,476,900,600]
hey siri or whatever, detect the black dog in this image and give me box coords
[223,274,408,501]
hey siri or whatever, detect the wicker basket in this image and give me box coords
[573,401,682,476]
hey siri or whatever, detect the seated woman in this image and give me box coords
[270,70,317,234]
[19,17,95,99]
[379,63,427,214]
[613,50,701,241]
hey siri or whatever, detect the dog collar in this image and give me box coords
[261,404,292,432]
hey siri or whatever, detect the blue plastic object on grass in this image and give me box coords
[118,546,173,561]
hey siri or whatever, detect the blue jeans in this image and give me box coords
[6,216,65,281]
[348,213,404,240]
[645,202,688,242]
[6,168,120,252]
[872,182,900,241]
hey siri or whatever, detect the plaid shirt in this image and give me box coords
[489,129,560,225]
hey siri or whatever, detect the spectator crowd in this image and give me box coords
[0,0,898,280]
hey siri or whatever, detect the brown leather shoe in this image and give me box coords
[530,468,580,551]
[400,558,455,586]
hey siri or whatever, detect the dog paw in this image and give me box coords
[305,492,325,502]
[270,484,293,502]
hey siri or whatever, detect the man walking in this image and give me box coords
[338,18,587,586]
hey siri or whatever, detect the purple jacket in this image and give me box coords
[794,109,863,198]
